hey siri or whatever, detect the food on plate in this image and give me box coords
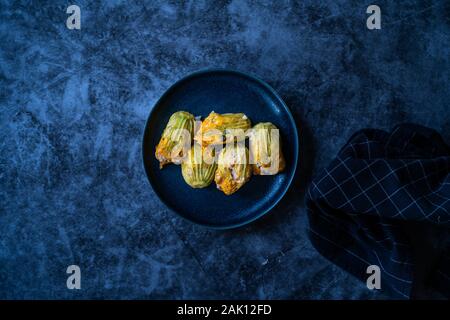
[155,111,195,168]
[214,144,252,195]
[155,110,286,195]
[249,122,286,175]
[194,111,251,147]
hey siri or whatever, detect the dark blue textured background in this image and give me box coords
[1,0,449,299]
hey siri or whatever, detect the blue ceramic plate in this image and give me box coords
[142,70,298,229]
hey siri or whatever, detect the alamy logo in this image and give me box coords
[66,265,81,289]
[366,5,381,30]
[366,265,381,289]
[66,5,81,30]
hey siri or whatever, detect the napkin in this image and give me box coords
[306,124,450,299]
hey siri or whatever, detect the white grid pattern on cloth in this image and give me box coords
[311,152,450,223]
[308,184,415,270]
[395,159,450,221]
[314,158,416,203]
[308,187,414,261]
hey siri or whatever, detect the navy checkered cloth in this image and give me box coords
[306,124,450,299]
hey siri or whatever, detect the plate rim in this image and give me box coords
[142,68,299,229]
